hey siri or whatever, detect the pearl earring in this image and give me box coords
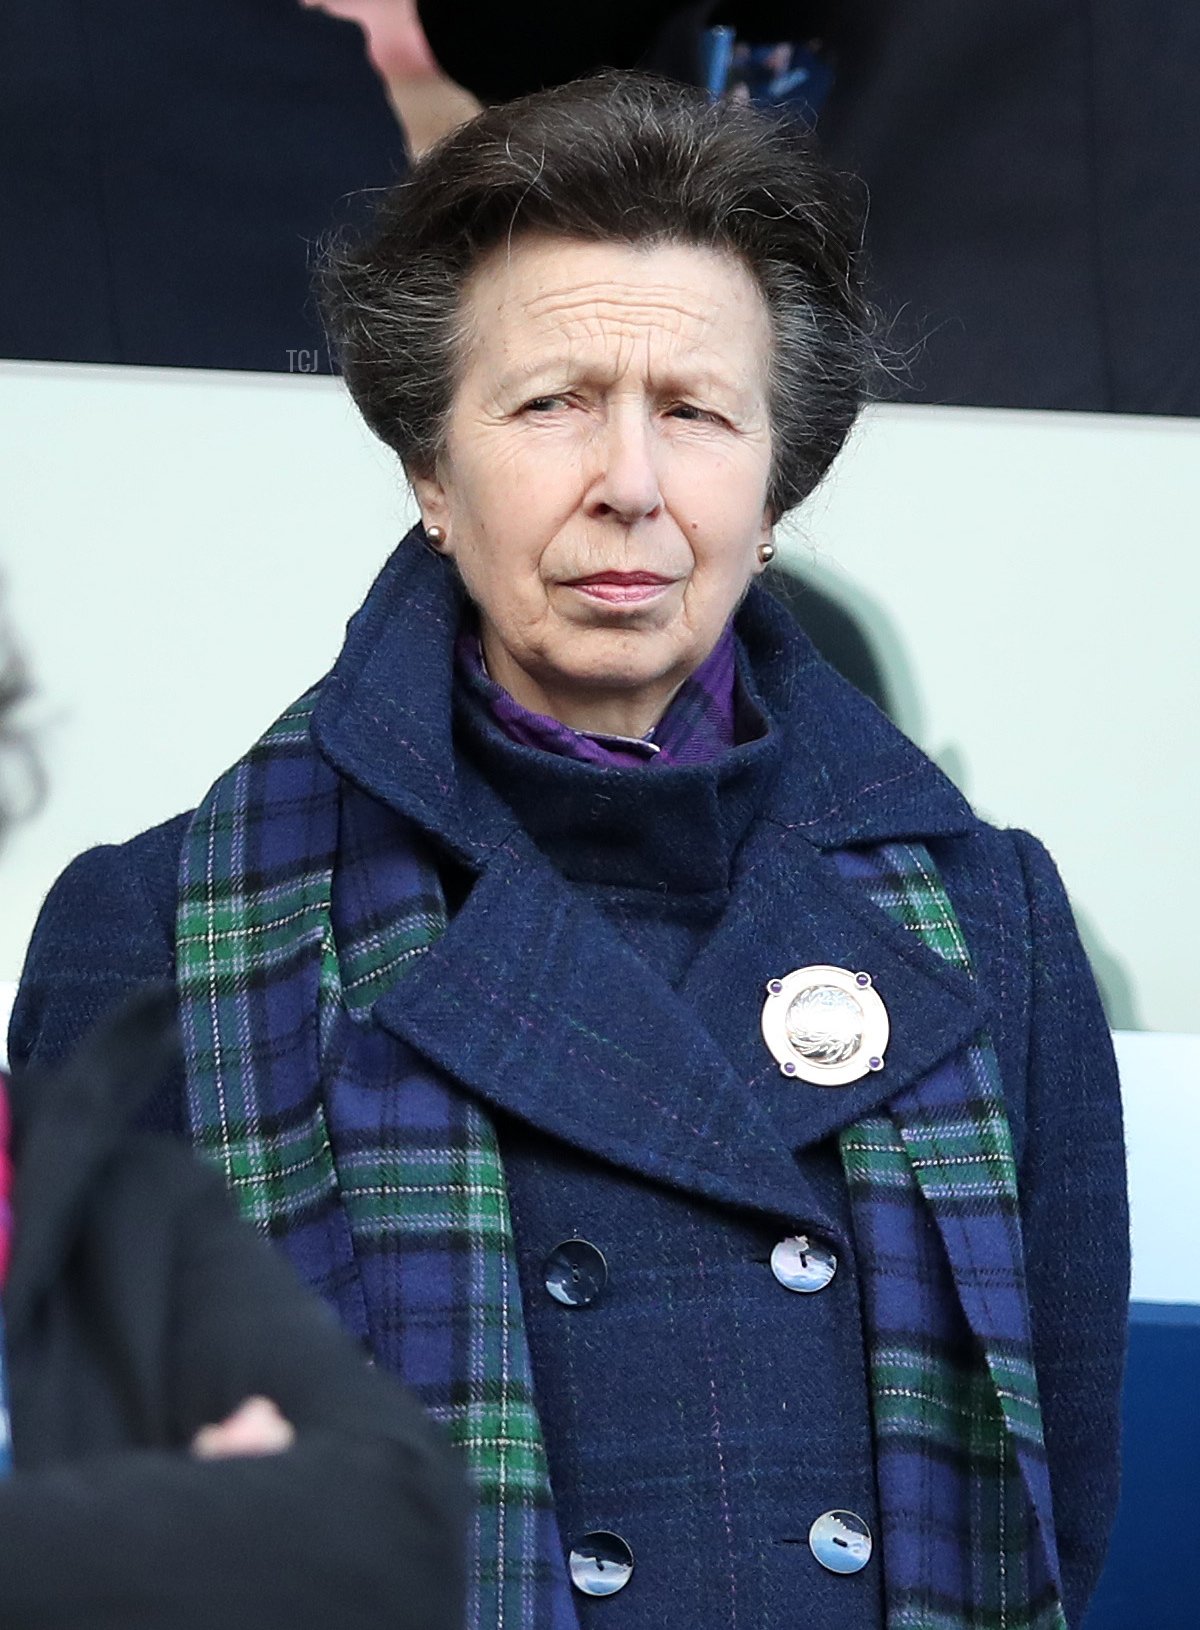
[758,540,776,565]
[425,524,447,549]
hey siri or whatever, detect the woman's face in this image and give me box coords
[412,235,775,734]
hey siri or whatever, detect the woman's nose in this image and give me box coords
[587,415,663,524]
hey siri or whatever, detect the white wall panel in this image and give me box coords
[778,403,1200,1033]
[1,361,414,989]
[2,363,1196,1034]
[1114,1031,1200,1305]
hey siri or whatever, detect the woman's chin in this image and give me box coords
[538,641,692,708]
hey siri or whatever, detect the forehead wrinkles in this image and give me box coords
[499,280,748,390]
[458,249,772,408]
[520,278,721,339]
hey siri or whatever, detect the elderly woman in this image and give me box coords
[12,75,1126,1630]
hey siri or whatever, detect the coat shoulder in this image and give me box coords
[9,812,192,1118]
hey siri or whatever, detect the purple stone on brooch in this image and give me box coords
[760,966,889,1086]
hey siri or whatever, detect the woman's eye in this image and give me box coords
[523,395,565,413]
[669,403,715,423]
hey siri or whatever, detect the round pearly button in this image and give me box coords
[544,1239,608,1308]
[770,1234,837,1294]
[808,1510,873,1575]
[569,1531,635,1596]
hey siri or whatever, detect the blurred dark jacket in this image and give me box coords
[0,990,465,1630]
[419,0,1200,415]
[0,0,406,373]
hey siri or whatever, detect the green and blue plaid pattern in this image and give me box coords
[178,692,577,1629]
[178,694,1063,1630]
[835,841,1065,1629]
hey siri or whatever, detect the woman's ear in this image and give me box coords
[408,465,450,542]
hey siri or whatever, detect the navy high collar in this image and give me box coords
[312,527,978,864]
[453,645,777,895]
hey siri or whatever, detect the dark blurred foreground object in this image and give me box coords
[419,0,1200,415]
[0,0,407,373]
[0,988,465,1630]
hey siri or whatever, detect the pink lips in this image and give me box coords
[564,571,676,606]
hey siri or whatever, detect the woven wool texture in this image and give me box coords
[835,843,1064,1629]
[177,689,1065,1630]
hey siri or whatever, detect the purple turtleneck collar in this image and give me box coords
[454,622,741,769]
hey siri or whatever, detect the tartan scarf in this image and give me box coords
[178,687,1066,1630]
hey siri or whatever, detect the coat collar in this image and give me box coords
[312,529,978,859]
[452,644,777,895]
[315,534,983,1229]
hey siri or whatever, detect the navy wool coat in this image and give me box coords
[10,549,1128,1630]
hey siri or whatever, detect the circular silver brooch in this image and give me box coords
[760,965,889,1086]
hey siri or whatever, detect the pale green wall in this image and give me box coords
[2,364,1196,1030]
[776,403,1200,1032]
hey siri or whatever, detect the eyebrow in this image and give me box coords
[493,356,757,408]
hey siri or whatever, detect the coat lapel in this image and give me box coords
[373,831,816,1225]
[679,813,983,1155]
[374,810,981,1228]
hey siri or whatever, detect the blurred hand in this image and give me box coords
[191,1396,296,1459]
[302,0,437,79]
[301,0,481,154]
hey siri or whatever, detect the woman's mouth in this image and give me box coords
[563,571,677,606]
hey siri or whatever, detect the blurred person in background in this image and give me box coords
[413,0,1200,415]
[302,0,483,151]
[5,0,1195,411]
[11,78,1127,1630]
[0,0,407,373]
[0,626,465,1629]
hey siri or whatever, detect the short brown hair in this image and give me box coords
[322,73,876,517]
